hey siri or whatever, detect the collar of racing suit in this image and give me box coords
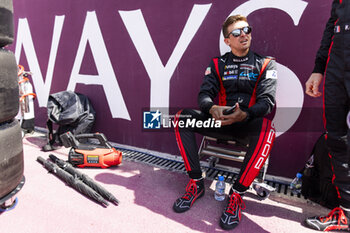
[230,50,253,63]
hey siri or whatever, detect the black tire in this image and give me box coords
[0,119,24,198]
[0,48,19,123]
[0,0,14,47]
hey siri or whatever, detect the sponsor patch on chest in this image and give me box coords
[239,71,258,81]
[222,75,238,81]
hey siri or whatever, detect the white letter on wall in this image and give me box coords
[119,4,212,114]
[68,11,130,120]
[15,16,64,107]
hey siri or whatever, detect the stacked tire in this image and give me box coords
[0,0,25,209]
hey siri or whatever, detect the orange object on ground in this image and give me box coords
[61,132,122,168]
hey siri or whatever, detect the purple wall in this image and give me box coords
[10,0,331,178]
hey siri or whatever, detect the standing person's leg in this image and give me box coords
[305,48,350,231]
[220,118,276,230]
[342,44,350,214]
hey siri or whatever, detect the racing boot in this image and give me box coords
[305,207,350,231]
[173,178,204,213]
[220,188,246,230]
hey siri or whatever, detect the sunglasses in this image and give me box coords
[227,26,252,38]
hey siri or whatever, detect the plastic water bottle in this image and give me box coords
[290,172,303,194]
[214,176,226,201]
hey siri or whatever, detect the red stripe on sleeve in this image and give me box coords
[213,58,227,106]
[248,58,271,107]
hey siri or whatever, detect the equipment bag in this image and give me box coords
[301,133,339,209]
[42,91,95,151]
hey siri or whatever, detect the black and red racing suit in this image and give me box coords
[174,50,277,192]
[312,0,350,208]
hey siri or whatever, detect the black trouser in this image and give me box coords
[324,33,350,208]
[174,109,275,192]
